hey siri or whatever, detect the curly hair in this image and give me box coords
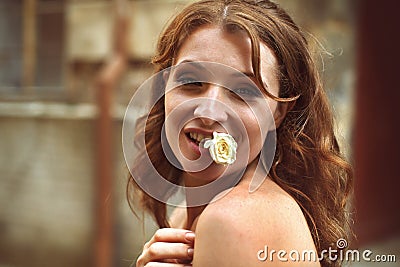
[127,1,354,266]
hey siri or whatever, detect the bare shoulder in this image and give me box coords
[192,178,320,266]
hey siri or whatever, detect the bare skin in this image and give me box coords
[137,159,320,266]
[136,25,320,267]
[191,160,320,266]
[135,228,195,267]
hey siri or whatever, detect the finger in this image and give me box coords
[147,229,195,247]
[176,258,193,264]
[144,262,192,267]
[145,242,193,262]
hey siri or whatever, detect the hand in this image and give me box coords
[136,228,195,267]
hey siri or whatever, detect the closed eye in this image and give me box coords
[176,76,203,87]
[232,86,262,99]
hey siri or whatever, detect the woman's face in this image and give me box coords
[164,25,282,183]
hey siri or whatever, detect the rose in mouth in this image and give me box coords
[203,131,237,165]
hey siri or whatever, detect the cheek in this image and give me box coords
[247,127,263,155]
[164,92,175,116]
[164,94,173,137]
[240,103,273,158]
[268,100,278,115]
[164,90,190,115]
[240,109,264,154]
[164,92,180,142]
[164,92,186,131]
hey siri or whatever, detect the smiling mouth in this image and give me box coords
[186,132,212,145]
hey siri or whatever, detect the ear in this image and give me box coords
[273,101,295,128]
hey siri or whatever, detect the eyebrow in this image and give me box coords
[175,60,208,71]
[175,59,269,88]
[232,70,255,78]
[230,68,269,89]
[173,60,216,79]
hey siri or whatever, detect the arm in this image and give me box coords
[192,192,321,267]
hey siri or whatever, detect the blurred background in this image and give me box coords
[0,0,398,267]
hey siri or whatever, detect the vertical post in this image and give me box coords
[354,0,400,246]
[94,0,128,266]
[95,71,113,267]
[22,0,37,91]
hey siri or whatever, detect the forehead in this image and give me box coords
[175,25,252,72]
[174,24,279,91]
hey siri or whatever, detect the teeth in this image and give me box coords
[197,134,204,142]
[189,132,197,141]
[189,132,212,143]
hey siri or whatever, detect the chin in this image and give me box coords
[187,164,226,180]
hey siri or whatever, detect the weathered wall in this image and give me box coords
[0,117,95,266]
[0,0,355,266]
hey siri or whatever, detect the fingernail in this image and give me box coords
[185,232,195,242]
[187,248,194,257]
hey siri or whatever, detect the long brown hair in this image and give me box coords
[127,1,353,266]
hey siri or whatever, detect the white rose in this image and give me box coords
[203,132,237,165]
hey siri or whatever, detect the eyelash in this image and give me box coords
[232,87,262,98]
[174,74,262,100]
[176,76,203,87]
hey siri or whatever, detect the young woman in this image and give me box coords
[126,1,353,266]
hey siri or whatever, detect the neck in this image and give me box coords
[182,157,263,229]
[181,173,212,229]
[185,205,205,230]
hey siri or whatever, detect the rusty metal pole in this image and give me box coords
[22,0,37,92]
[94,0,129,266]
[95,69,114,267]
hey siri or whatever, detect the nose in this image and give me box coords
[193,84,228,125]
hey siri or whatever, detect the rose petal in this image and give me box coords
[205,131,237,165]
